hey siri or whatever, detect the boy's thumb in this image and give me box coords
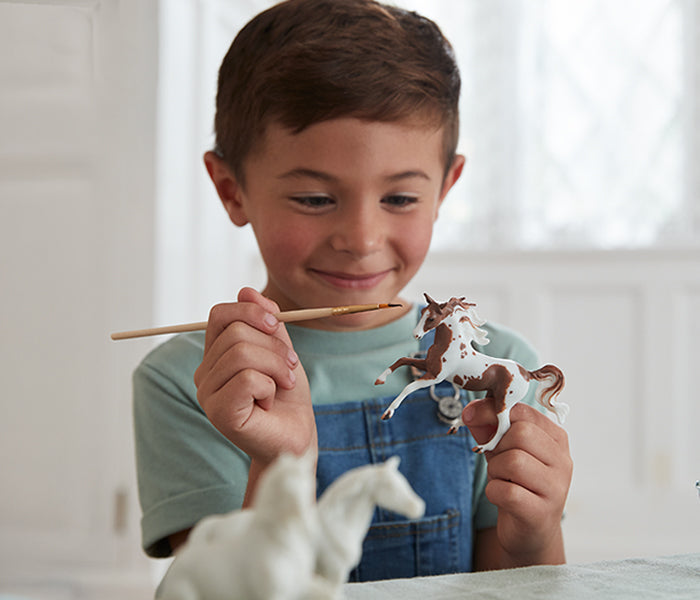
[462,398,497,443]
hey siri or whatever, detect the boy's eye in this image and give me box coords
[382,194,419,207]
[290,195,335,208]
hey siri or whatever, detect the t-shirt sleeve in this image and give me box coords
[132,333,250,557]
[470,323,543,531]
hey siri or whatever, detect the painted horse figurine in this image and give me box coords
[376,294,569,453]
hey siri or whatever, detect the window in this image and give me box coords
[405,0,697,250]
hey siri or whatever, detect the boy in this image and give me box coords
[134,0,572,580]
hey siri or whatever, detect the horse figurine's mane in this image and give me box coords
[421,294,490,346]
[377,293,569,453]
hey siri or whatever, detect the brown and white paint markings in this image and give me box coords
[376,294,568,453]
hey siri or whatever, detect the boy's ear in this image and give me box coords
[440,154,466,200]
[203,151,249,226]
[435,153,466,218]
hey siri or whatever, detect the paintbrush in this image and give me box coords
[110,303,402,340]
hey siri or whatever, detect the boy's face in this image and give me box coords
[210,117,464,330]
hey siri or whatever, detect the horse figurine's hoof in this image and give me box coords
[377,294,568,453]
[375,369,390,386]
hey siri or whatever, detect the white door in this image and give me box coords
[0,0,156,583]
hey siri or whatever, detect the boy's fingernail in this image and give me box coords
[288,349,299,366]
[288,369,296,385]
[264,313,278,328]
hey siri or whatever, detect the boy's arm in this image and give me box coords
[466,400,572,570]
[474,525,565,571]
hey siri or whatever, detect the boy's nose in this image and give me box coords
[329,207,384,257]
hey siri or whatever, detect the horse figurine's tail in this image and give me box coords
[527,364,569,424]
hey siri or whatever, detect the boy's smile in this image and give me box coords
[208,117,464,330]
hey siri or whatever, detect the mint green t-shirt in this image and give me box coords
[133,306,540,557]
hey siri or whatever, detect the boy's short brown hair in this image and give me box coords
[213,0,460,183]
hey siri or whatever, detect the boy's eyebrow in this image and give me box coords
[277,168,432,183]
[277,168,337,182]
[385,170,432,182]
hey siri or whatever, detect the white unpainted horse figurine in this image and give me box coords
[157,451,333,600]
[315,456,425,588]
[157,453,425,600]
[376,294,569,453]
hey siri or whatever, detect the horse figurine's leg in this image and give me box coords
[446,415,465,435]
[381,377,440,420]
[375,356,427,385]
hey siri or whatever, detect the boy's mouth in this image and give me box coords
[310,269,392,290]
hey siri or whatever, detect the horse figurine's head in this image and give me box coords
[254,451,316,520]
[414,293,490,346]
[370,456,425,520]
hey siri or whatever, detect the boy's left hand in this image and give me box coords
[464,399,573,568]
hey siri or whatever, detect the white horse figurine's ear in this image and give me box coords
[384,455,401,470]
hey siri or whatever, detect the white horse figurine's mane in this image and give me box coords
[376,293,569,453]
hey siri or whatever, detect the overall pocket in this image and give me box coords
[315,394,475,581]
[349,509,462,581]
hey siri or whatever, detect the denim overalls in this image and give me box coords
[313,329,477,582]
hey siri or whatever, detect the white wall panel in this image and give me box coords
[548,287,642,490]
[675,289,700,486]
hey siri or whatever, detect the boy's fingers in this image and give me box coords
[485,449,550,497]
[237,286,281,315]
[205,299,280,353]
[507,403,570,449]
[462,397,498,444]
[195,323,297,389]
[201,341,296,397]
[462,399,569,451]
[235,286,298,347]
[204,370,278,434]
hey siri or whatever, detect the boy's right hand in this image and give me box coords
[194,287,316,480]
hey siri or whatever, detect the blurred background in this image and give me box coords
[1,0,698,596]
